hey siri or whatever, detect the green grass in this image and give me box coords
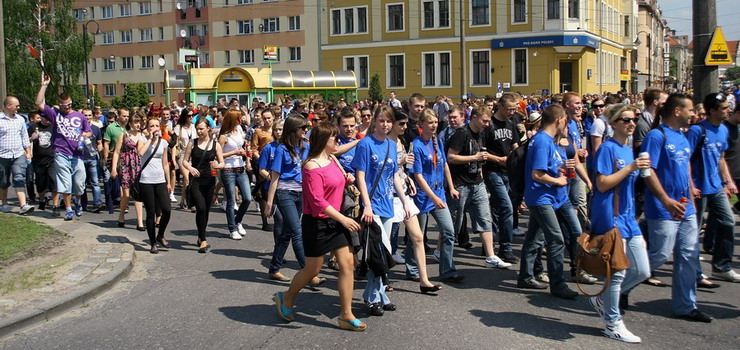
[0,214,64,261]
[0,263,60,295]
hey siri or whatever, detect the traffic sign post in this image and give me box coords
[704,27,734,66]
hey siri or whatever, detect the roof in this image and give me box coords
[728,40,739,58]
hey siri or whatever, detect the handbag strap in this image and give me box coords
[139,137,162,174]
[369,140,391,200]
[191,139,216,171]
[576,256,611,297]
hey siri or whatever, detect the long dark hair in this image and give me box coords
[306,122,338,164]
[177,108,192,126]
[282,113,308,160]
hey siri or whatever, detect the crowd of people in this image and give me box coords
[1,75,739,341]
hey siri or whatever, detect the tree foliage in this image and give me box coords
[110,83,151,110]
[726,66,740,82]
[368,72,383,102]
[3,0,90,111]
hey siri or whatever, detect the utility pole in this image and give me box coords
[459,0,466,101]
[0,0,7,98]
[692,0,718,103]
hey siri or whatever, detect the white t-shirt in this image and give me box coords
[139,139,168,184]
[222,128,246,168]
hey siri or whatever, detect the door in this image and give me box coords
[559,61,573,93]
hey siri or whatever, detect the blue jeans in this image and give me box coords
[390,222,401,255]
[82,159,102,206]
[568,175,590,231]
[363,216,393,304]
[518,201,581,290]
[695,190,735,273]
[484,172,514,252]
[449,182,493,234]
[645,216,699,315]
[271,203,284,245]
[104,168,121,214]
[412,208,458,278]
[220,169,253,233]
[268,189,304,274]
[602,235,650,324]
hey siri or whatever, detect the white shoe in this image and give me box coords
[603,320,641,343]
[485,254,512,269]
[535,272,550,283]
[513,228,525,236]
[169,193,177,203]
[391,252,405,264]
[237,223,247,236]
[1,204,9,213]
[230,231,242,240]
[588,296,605,319]
[432,249,440,262]
[711,270,740,283]
[19,204,35,215]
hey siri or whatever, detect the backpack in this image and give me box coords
[689,124,707,165]
[507,137,532,199]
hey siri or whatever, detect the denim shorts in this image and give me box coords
[54,153,86,195]
[0,155,27,189]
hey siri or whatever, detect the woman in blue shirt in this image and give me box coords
[588,104,651,343]
[258,119,284,246]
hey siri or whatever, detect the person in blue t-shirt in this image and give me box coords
[688,93,739,283]
[351,105,409,315]
[588,104,651,343]
[258,119,283,243]
[634,93,714,323]
[517,104,581,300]
[335,110,360,175]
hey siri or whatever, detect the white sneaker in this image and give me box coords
[485,254,512,269]
[711,270,740,283]
[535,272,550,283]
[588,296,605,319]
[513,228,525,236]
[237,223,247,236]
[603,320,641,343]
[432,249,440,262]
[1,204,9,213]
[169,193,177,203]
[391,252,405,264]
[19,204,35,215]
[230,231,242,240]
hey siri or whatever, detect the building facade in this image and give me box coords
[320,0,638,100]
[667,30,690,92]
[633,0,667,92]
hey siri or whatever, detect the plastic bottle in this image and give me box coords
[405,143,414,170]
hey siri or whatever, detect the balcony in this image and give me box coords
[175,5,209,23]
[177,35,208,49]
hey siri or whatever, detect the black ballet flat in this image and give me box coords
[117,221,125,228]
[156,238,171,249]
[420,284,442,294]
[136,226,146,231]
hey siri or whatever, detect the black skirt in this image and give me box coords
[301,215,352,257]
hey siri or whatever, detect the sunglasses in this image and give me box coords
[592,104,605,108]
[59,103,73,108]
[397,121,407,126]
[618,117,638,123]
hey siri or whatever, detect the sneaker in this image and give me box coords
[92,203,106,213]
[431,249,440,263]
[64,210,74,221]
[237,223,247,236]
[512,228,526,236]
[1,204,9,213]
[588,296,605,319]
[169,193,178,203]
[603,320,641,343]
[19,204,35,215]
[499,250,520,264]
[535,273,550,283]
[230,231,242,240]
[711,270,740,283]
[485,254,512,269]
[574,271,598,284]
[74,202,83,217]
[391,251,405,264]
[52,206,60,217]
[38,199,47,211]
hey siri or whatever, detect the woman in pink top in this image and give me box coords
[273,123,365,331]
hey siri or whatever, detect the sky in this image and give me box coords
[660,0,740,40]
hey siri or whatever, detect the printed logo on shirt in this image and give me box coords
[38,130,52,148]
[55,115,83,140]
[666,143,690,164]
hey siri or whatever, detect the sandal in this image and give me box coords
[337,318,366,332]
[327,258,339,271]
[643,277,668,287]
[309,277,327,287]
[273,291,295,322]
[697,278,720,289]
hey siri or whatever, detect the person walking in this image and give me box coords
[0,95,34,214]
[219,109,253,240]
[174,109,196,210]
[111,113,146,230]
[136,117,172,254]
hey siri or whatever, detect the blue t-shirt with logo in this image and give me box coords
[351,135,397,218]
[591,138,641,238]
[337,135,357,175]
[641,125,696,220]
[270,141,308,183]
[259,141,278,190]
[410,136,447,214]
[568,119,582,150]
[688,120,728,196]
[524,131,568,209]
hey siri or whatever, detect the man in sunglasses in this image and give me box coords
[586,98,610,181]
[0,95,34,214]
[36,75,92,221]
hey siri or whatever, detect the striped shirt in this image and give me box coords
[0,112,30,159]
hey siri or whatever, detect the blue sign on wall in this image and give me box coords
[491,35,598,49]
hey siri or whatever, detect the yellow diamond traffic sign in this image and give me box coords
[704,27,734,66]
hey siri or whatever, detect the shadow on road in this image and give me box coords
[469,309,601,341]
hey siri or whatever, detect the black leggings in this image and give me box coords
[139,183,171,245]
[189,176,216,241]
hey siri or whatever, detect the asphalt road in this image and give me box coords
[1,200,738,349]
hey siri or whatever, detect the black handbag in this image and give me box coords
[131,137,162,202]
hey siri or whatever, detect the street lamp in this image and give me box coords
[82,10,101,108]
[634,30,651,90]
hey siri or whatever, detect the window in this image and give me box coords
[238,20,253,34]
[89,7,95,19]
[423,1,450,29]
[358,8,367,32]
[102,6,113,19]
[289,16,301,31]
[140,1,152,15]
[121,30,133,43]
[90,58,97,72]
[105,84,116,96]
[120,4,132,17]
[140,28,153,42]
[225,51,231,65]
[141,56,154,69]
[331,7,367,35]
[238,50,254,64]
[423,52,451,87]
[262,18,279,33]
[387,54,405,88]
[159,27,165,40]
[146,83,155,96]
[568,0,579,19]
[387,4,404,31]
[102,32,114,44]
[623,15,630,37]
[289,47,301,61]
[200,52,210,65]
[471,0,489,26]
[103,58,115,71]
[332,10,341,34]
[471,50,490,85]
[224,21,230,36]
[344,56,369,88]
[513,49,528,85]
[237,0,253,4]
[74,9,85,21]
[547,0,560,19]
[513,0,526,23]
[345,9,354,33]
[121,57,134,70]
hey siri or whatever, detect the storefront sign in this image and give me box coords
[492,35,598,49]
[263,45,279,61]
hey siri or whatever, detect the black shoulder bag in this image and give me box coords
[131,137,162,202]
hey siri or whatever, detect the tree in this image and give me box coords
[368,72,383,102]
[726,66,740,82]
[3,0,91,111]
[110,83,151,109]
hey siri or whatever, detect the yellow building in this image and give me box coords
[320,0,638,100]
